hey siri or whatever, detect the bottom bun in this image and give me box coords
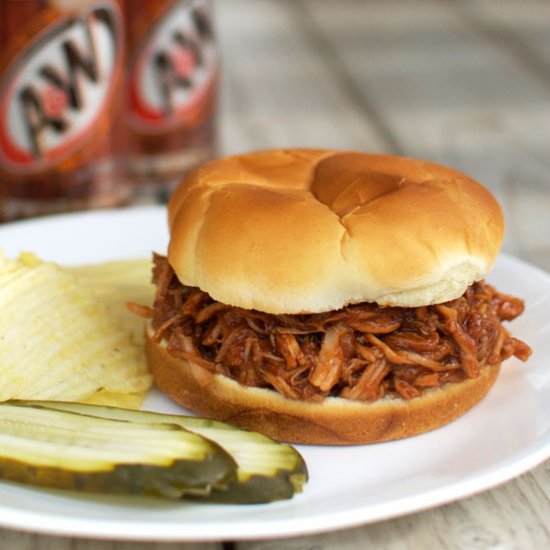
[145,327,501,445]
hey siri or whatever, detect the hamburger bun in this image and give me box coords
[167,149,504,313]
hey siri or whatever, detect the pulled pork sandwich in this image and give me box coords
[144,149,531,445]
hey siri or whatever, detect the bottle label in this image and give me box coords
[127,0,217,134]
[0,3,123,174]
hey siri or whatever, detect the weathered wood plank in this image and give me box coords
[299,0,550,162]
[0,528,221,550]
[213,0,392,155]
[451,0,550,86]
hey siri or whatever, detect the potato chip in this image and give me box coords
[67,258,155,346]
[0,252,152,407]
[67,258,154,300]
[81,390,145,409]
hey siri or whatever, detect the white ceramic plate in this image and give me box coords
[0,206,549,542]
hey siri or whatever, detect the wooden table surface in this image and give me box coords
[2,0,550,548]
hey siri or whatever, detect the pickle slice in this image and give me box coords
[0,402,236,498]
[18,400,309,503]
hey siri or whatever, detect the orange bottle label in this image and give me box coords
[126,0,217,134]
[0,3,123,174]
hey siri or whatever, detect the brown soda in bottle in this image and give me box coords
[0,0,128,222]
[123,0,218,202]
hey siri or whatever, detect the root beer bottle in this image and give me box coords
[123,0,218,202]
[0,0,128,221]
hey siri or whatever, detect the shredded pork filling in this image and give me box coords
[147,254,532,402]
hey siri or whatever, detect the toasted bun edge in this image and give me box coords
[145,327,501,445]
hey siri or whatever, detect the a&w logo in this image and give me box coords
[127,0,217,133]
[0,3,122,174]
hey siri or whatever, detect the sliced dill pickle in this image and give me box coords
[18,400,309,503]
[0,402,236,498]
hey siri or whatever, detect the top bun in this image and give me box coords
[167,149,504,313]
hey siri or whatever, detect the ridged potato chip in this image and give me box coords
[68,258,155,346]
[0,252,152,406]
